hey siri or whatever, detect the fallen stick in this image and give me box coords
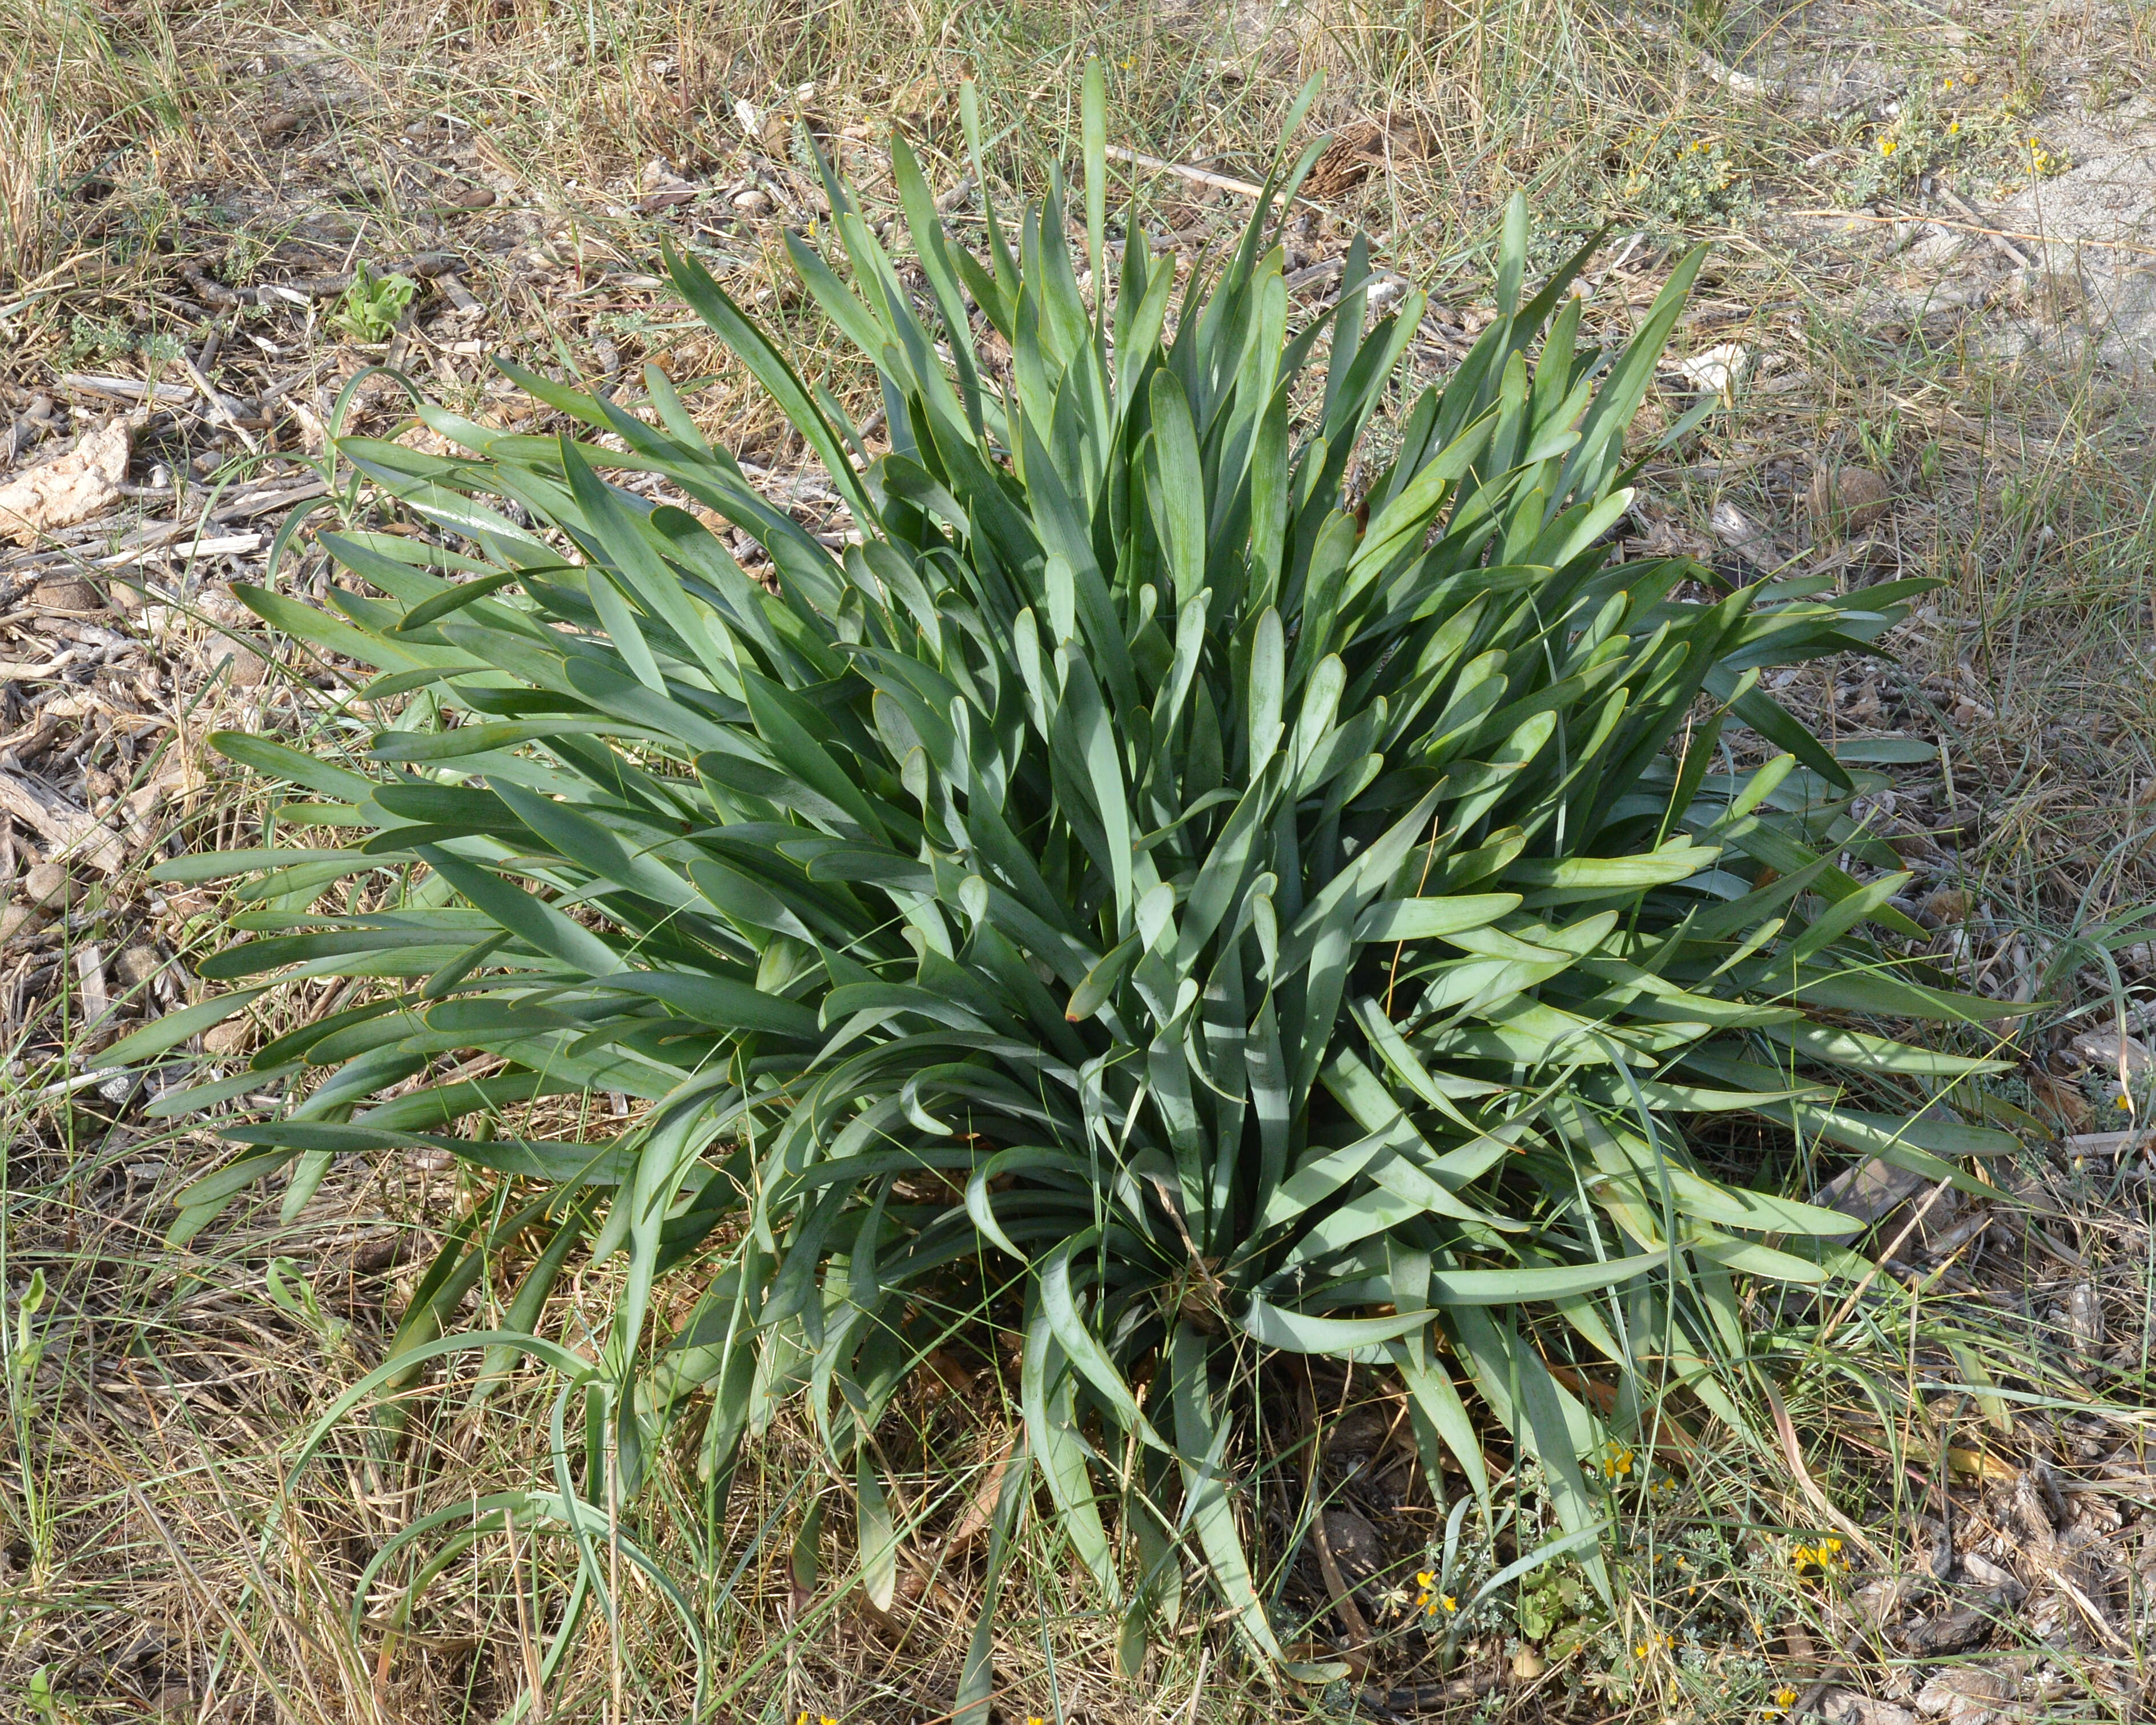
[57,375,195,405]
[95,532,261,570]
[182,352,262,456]
[1103,146,1269,202]
[1933,186,2034,270]
[1792,206,2147,263]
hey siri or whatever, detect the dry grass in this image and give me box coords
[9,0,2156,1719]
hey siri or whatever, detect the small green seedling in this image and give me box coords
[265,1257,348,1346]
[328,264,419,344]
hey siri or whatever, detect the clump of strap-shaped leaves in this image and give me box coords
[119,68,2018,1700]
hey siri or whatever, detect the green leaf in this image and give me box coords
[1353,892,1522,943]
[1169,1321,1282,1660]
[105,986,273,1067]
[856,1449,898,1612]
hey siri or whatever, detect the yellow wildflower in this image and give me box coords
[1766,1686,1800,1718]
[1948,120,1961,135]
[1792,1536,1845,1581]
[1880,136,1897,157]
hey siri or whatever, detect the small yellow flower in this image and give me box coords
[1948,120,1961,135]
[1767,1686,1800,1718]
[1943,77,1954,89]
[1439,1593,1458,1614]
[1880,136,1897,157]
[1792,1535,1845,1581]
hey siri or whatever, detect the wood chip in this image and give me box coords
[75,944,108,1022]
[56,375,195,405]
[0,767,125,872]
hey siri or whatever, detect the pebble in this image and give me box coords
[114,946,161,990]
[222,644,269,688]
[1809,464,1893,533]
[1820,1690,1917,1725]
[31,576,102,613]
[23,861,71,907]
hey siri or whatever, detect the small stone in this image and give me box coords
[1820,1690,1918,1725]
[1921,887,1971,925]
[447,184,496,209]
[1510,1646,1547,1680]
[1915,1666,2020,1722]
[222,644,268,688]
[1318,1507,1383,1579]
[114,945,160,990]
[1677,341,1752,396]
[202,1017,251,1057]
[1893,1601,1994,1655]
[32,575,102,612]
[0,904,33,944]
[1809,464,1893,533]
[733,187,773,216]
[23,861,71,907]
